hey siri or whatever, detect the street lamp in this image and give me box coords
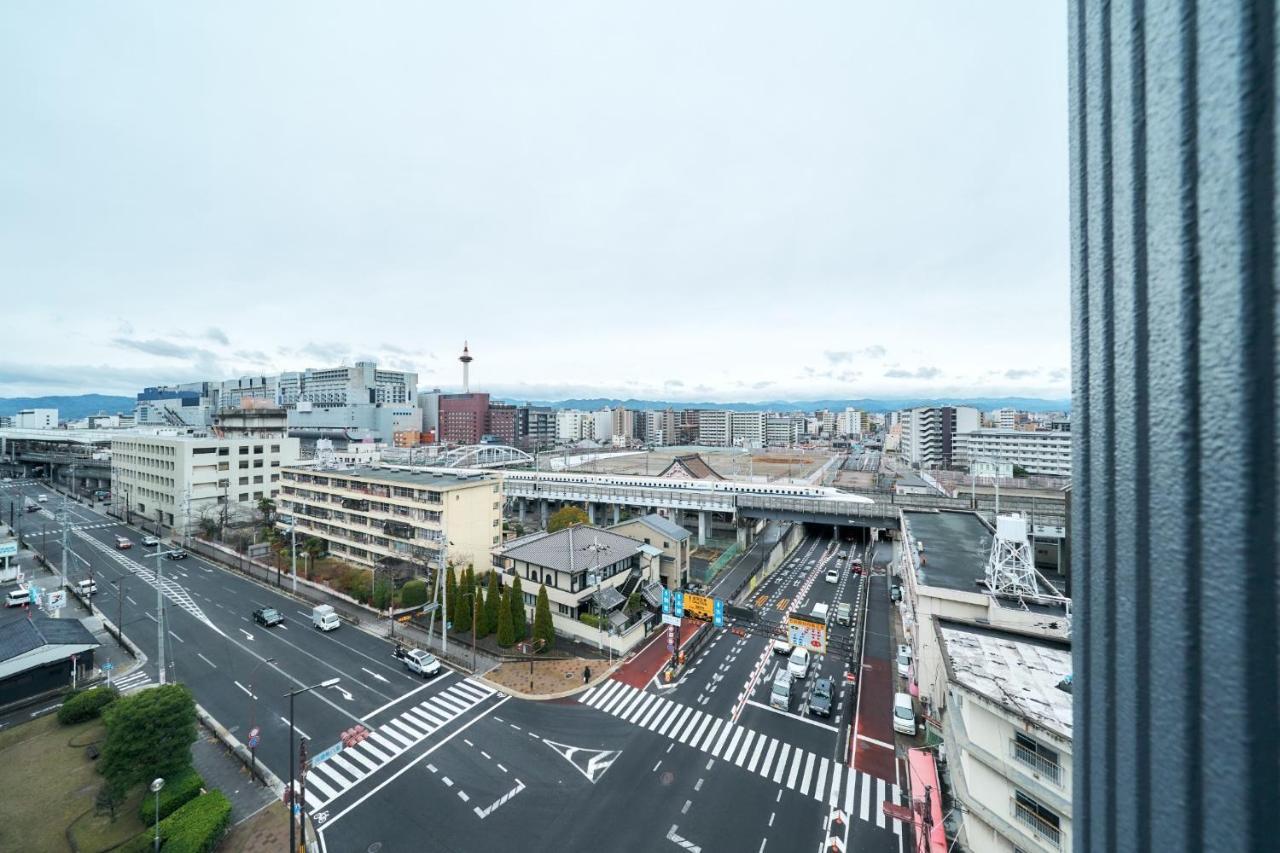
[149,777,165,852]
[287,678,341,853]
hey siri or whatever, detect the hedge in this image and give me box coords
[57,686,117,725]
[578,612,602,629]
[117,790,231,853]
[140,766,204,825]
[400,579,428,608]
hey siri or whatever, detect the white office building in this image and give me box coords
[729,411,765,449]
[955,429,1073,477]
[764,416,802,446]
[936,622,1073,853]
[994,407,1019,430]
[836,408,866,436]
[899,406,981,468]
[556,410,587,443]
[111,433,300,533]
[697,410,732,447]
[14,409,58,429]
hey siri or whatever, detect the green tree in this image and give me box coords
[256,497,276,525]
[445,566,459,625]
[474,585,490,637]
[625,590,643,616]
[496,586,515,647]
[400,579,428,608]
[100,684,198,801]
[484,571,502,634]
[509,576,527,641]
[533,584,555,651]
[471,589,484,637]
[371,576,394,610]
[548,505,589,532]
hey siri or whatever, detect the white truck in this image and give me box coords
[311,604,340,632]
[811,602,830,622]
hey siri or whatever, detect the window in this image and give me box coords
[1014,791,1061,847]
[270,460,280,467]
[254,445,263,454]
[218,462,229,471]
[253,459,263,468]
[239,446,249,455]
[271,474,279,482]
[253,475,263,484]
[239,493,249,501]
[239,461,248,469]
[239,477,249,485]
[270,444,280,453]
[218,447,229,456]
[254,492,264,499]
[192,447,216,455]
[1013,733,1062,785]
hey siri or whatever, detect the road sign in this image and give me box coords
[673,591,684,618]
[309,740,343,767]
[101,661,114,671]
[661,588,671,615]
[0,541,16,558]
[666,625,675,652]
[787,613,828,654]
[682,592,715,622]
[712,598,725,629]
[46,590,66,612]
[248,733,260,748]
[661,613,681,627]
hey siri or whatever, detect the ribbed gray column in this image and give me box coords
[1070,3,1278,852]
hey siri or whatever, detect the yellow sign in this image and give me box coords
[787,613,828,654]
[683,593,715,622]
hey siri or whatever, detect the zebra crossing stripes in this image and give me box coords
[577,679,904,831]
[301,678,494,812]
[111,668,153,693]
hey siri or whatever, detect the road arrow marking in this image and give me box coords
[666,825,702,852]
[361,667,389,683]
[240,629,255,641]
[542,739,621,784]
[334,686,354,702]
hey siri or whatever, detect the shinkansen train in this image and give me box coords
[495,470,876,503]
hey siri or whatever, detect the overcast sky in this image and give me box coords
[1,2,1068,403]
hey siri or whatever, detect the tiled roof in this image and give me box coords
[621,513,691,542]
[0,616,98,663]
[657,454,724,480]
[498,525,645,573]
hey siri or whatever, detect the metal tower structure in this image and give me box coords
[983,514,1038,597]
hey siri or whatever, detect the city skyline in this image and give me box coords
[1,2,1068,401]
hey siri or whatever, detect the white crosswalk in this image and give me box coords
[579,679,903,831]
[111,668,153,693]
[299,678,495,812]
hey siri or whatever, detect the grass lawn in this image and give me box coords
[0,712,146,853]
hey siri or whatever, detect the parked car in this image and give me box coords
[890,583,903,602]
[897,644,912,677]
[809,676,834,717]
[142,535,161,546]
[252,607,284,627]
[166,549,188,560]
[788,646,810,679]
[115,536,131,550]
[893,692,916,735]
[36,494,48,503]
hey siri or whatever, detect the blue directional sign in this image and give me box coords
[101,661,114,672]
[673,591,684,618]
[713,598,725,629]
[309,740,343,767]
[661,588,671,615]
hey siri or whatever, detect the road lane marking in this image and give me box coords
[360,673,454,721]
[168,630,184,644]
[280,717,310,740]
[234,681,256,700]
[197,653,216,668]
[473,780,525,819]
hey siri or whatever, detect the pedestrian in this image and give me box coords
[583,665,591,684]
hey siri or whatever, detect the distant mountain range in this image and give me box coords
[0,393,1071,423]
[0,395,135,421]
[499,396,1072,414]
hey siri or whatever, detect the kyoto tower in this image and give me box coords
[459,342,473,393]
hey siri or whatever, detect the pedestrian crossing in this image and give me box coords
[111,668,153,693]
[300,677,495,811]
[579,679,904,832]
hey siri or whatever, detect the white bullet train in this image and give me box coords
[497,469,876,504]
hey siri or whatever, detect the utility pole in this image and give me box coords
[154,513,166,685]
[290,517,298,593]
[56,495,68,618]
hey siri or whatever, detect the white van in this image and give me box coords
[6,587,30,607]
[837,602,852,626]
[810,602,829,622]
[893,692,916,735]
[896,644,913,677]
[311,604,340,631]
[770,669,793,710]
[77,579,98,596]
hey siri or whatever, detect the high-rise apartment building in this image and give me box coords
[899,406,980,468]
[697,410,732,447]
[729,411,765,449]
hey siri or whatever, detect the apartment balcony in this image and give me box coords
[1013,799,1062,848]
[341,497,370,511]
[1011,741,1064,788]
[382,520,415,540]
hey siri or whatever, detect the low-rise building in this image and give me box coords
[14,408,57,429]
[493,525,661,655]
[111,432,301,532]
[608,513,691,589]
[935,621,1073,853]
[277,465,501,572]
[954,429,1073,477]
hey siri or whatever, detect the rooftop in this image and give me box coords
[938,620,1073,738]
[283,464,495,490]
[903,510,992,594]
[0,616,99,679]
[614,513,691,543]
[497,525,646,574]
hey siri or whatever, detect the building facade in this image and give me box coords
[608,513,691,590]
[14,409,57,429]
[955,429,1073,477]
[111,433,301,532]
[729,411,765,448]
[277,466,501,571]
[697,410,732,447]
[899,406,980,468]
[438,393,491,445]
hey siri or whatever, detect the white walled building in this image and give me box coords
[994,407,1019,430]
[111,433,300,532]
[955,429,1073,477]
[697,410,732,447]
[15,409,58,429]
[936,622,1073,853]
[644,409,678,446]
[591,410,613,446]
[899,406,981,468]
[837,408,866,436]
[729,411,765,448]
[556,411,587,443]
[764,415,802,446]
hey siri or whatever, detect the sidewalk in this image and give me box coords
[191,729,277,826]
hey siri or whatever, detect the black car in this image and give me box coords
[809,676,834,717]
[252,607,284,627]
[166,549,188,560]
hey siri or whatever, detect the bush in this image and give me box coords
[117,791,231,853]
[58,686,117,724]
[578,612,602,629]
[400,579,428,608]
[140,766,204,825]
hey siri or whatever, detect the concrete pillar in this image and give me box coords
[518,498,526,525]
[736,522,749,550]
[612,504,620,524]
[540,500,548,528]
[697,511,707,546]
[587,502,596,525]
